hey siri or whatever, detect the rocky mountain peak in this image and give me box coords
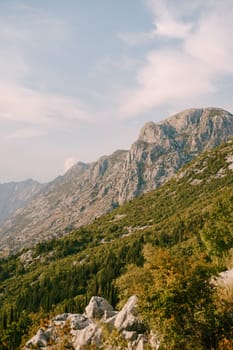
[1,107,233,255]
[163,107,230,130]
[136,107,233,154]
[139,108,232,143]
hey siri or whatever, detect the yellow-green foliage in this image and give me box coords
[116,243,233,349]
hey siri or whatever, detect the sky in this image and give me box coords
[0,0,233,183]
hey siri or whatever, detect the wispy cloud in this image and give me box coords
[0,4,92,129]
[184,2,233,74]
[0,81,91,125]
[119,0,192,45]
[146,0,193,38]
[119,0,233,118]
[120,50,214,117]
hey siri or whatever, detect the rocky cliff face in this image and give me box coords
[1,107,233,255]
[0,179,43,225]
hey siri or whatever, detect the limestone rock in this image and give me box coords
[24,295,151,349]
[114,295,143,332]
[218,268,233,285]
[212,268,233,289]
[68,314,92,330]
[25,328,50,348]
[149,330,161,350]
[122,330,138,341]
[72,323,102,350]
[85,296,114,319]
[132,334,148,350]
[53,313,71,326]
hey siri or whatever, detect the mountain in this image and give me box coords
[0,179,43,226]
[1,107,233,255]
[1,136,233,349]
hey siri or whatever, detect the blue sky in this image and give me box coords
[0,0,233,182]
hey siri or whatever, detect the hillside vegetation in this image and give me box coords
[0,140,233,349]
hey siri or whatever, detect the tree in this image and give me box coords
[116,244,225,350]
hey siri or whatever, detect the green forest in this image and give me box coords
[0,141,233,349]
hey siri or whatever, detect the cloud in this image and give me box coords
[119,0,233,118]
[146,0,192,39]
[120,50,214,117]
[64,157,78,173]
[0,4,93,128]
[184,2,233,74]
[154,18,191,39]
[119,0,192,45]
[0,81,91,125]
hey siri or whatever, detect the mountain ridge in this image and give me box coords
[0,107,233,255]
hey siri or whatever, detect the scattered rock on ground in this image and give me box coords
[24,295,152,349]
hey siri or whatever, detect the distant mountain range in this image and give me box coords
[0,107,233,255]
[0,179,43,225]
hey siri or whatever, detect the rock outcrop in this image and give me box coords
[1,107,233,255]
[212,268,233,290]
[25,295,152,350]
[84,296,115,319]
[114,295,143,332]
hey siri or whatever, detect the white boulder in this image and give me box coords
[25,328,50,348]
[25,295,151,349]
[53,312,71,326]
[68,313,92,330]
[73,323,102,350]
[85,296,114,319]
[114,295,143,332]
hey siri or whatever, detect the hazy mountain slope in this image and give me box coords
[0,179,43,225]
[1,137,233,349]
[0,107,233,255]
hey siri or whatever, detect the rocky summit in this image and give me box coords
[0,107,233,255]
